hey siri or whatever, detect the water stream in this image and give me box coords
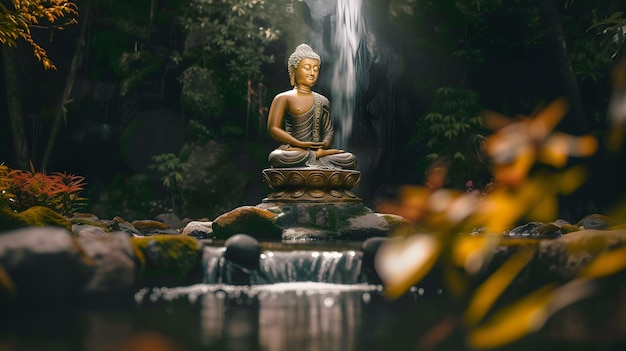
[203,246,364,284]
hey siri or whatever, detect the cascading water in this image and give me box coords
[202,246,364,284]
[330,0,365,150]
[303,0,367,150]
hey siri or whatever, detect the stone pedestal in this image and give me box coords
[261,168,361,203]
[257,167,398,240]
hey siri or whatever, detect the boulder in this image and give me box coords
[77,232,137,304]
[258,202,392,240]
[182,221,213,239]
[0,227,88,306]
[212,206,282,240]
[132,219,179,235]
[0,206,72,232]
[130,235,202,286]
[224,234,261,270]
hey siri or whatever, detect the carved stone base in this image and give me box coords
[261,167,361,203]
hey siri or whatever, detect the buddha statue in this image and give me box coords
[267,44,357,170]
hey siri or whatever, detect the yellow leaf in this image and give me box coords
[468,285,554,349]
[463,247,535,325]
[579,246,626,279]
[375,234,441,299]
[451,234,501,274]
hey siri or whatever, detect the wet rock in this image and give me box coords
[132,219,179,235]
[212,206,282,240]
[70,213,101,223]
[0,227,88,305]
[361,237,388,284]
[154,212,184,230]
[73,224,109,236]
[77,232,137,304]
[282,227,338,240]
[536,229,626,283]
[576,214,615,230]
[130,235,201,286]
[182,221,213,239]
[377,213,411,234]
[224,234,261,271]
[257,202,391,240]
[507,221,562,238]
[111,216,142,236]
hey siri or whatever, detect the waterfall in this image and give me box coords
[302,0,367,150]
[202,246,364,284]
[330,0,364,150]
[255,250,363,284]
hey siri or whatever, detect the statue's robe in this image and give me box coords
[268,92,357,169]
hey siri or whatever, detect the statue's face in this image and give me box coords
[294,58,320,87]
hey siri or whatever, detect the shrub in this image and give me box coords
[0,163,87,216]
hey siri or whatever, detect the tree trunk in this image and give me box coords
[2,45,29,169]
[40,7,89,171]
[540,0,588,134]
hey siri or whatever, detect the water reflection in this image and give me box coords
[137,282,426,351]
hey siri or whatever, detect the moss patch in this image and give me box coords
[0,206,71,232]
[212,206,282,240]
[130,235,201,286]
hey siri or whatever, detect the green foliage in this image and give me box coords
[411,86,489,188]
[148,154,185,191]
[86,173,164,221]
[148,153,185,210]
[0,163,87,216]
[179,0,281,81]
[406,0,546,59]
[178,0,285,138]
[87,0,180,100]
[118,51,164,96]
[587,11,626,60]
[180,66,225,123]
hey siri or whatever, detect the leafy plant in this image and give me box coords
[148,153,185,210]
[587,11,626,60]
[0,163,87,216]
[0,0,78,70]
[411,86,489,189]
[178,0,285,138]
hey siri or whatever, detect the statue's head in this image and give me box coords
[288,44,321,86]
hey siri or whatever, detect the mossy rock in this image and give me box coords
[0,206,72,232]
[69,217,110,232]
[131,220,171,231]
[560,223,580,234]
[378,213,410,234]
[130,235,201,286]
[576,214,615,230]
[212,206,282,240]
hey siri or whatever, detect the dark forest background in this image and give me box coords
[2,0,626,222]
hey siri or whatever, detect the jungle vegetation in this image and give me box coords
[1,0,625,220]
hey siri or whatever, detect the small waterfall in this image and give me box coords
[202,246,227,283]
[255,250,363,284]
[202,247,364,284]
